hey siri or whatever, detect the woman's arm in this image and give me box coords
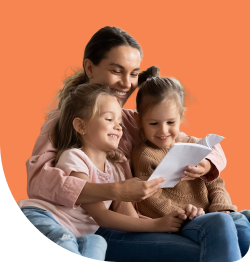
[27,116,166,208]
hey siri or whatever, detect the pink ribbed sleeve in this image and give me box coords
[26,112,87,208]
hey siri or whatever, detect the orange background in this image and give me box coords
[1,1,250,211]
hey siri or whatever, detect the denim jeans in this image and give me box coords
[95,212,241,262]
[21,207,107,261]
[229,210,250,257]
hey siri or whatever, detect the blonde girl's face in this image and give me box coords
[84,95,123,152]
[141,99,182,149]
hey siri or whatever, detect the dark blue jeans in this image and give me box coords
[95,213,241,262]
[229,210,250,257]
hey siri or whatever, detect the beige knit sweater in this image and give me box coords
[131,137,237,218]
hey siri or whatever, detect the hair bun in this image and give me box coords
[138,66,160,86]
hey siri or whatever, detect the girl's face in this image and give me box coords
[141,99,182,149]
[88,46,141,106]
[84,95,123,153]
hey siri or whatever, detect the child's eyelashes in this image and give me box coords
[149,121,176,125]
[105,119,123,128]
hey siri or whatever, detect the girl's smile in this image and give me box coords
[141,99,182,149]
[83,95,123,154]
[155,135,171,141]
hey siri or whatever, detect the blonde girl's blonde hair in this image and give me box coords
[50,83,125,177]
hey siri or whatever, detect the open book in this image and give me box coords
[148,134,224,188]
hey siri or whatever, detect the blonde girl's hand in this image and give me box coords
[184,204,205,220]
[155,209,187,232]
[181,159,213,181]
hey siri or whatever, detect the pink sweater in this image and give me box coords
[23,109,226,209]
[19,149,125,237]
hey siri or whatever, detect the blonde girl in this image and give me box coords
[20,83,192,260]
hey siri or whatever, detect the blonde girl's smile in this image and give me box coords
[108,134,120,139]
[83,95,123,153]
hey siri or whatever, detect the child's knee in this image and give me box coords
[240,210,250,221]
[210,213,234,228]
[85,234,107,248]
[55,229,80,255]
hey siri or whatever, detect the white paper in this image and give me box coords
[196,134,224,148]
[148,134,224,188]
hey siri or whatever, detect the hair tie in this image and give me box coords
[146,76,153,81]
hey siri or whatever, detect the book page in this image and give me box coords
[196,137,208,147]
[207,134,224,148]
[148,143,212,188]
[196,134,224,148]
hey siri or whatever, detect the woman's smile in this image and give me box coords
[110,88,128,99]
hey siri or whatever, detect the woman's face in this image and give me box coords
[88,46,141,106]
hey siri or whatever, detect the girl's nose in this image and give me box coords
[160,124,168,134]
[114,122,122,131]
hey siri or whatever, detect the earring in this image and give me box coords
[88,75,92,79]
[82,132,85,135]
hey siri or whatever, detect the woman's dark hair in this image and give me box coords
[58,26,143,109]
[136,77,186,119]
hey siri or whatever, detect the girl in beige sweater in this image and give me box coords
[132,76,250,257]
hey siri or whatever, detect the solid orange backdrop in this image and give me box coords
[1,1,250,211]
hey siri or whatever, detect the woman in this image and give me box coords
[22,27,240,261]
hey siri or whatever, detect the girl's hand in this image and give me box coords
[155,209,187,232]
[217,210,230,214]
[181,159,212,181]
[184,204,205,220]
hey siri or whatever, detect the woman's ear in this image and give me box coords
[83,59,94,79]
[73,118,86,135]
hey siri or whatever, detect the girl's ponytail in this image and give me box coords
[138,66,160,86]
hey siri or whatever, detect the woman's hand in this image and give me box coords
[181,159,213,181]
[116,177,166,202]
[155,209,187,232]
[184,204,205,220]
